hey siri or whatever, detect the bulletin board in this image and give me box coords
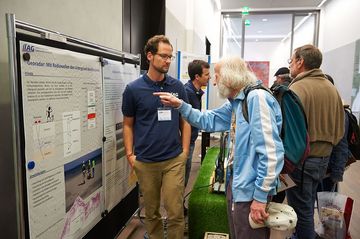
[7,15,140,239]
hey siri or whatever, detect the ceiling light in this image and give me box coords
[257,30,263,33]
[317,0,328,8]
[262,18,268,22]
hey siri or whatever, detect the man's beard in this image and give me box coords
[153,64,169,74]
[217,80,231,99]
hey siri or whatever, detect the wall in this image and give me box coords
[0,1,123,237]
[166,0,220,61]
[1,0,123,104]
[319,0,360,105]
[319,0,360,52]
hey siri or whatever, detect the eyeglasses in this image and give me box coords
[288,57,301,64]
[156,53,175,61]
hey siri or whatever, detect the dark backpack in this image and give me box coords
[242,83,310,174]
[345,107,360,160]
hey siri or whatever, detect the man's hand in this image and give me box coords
[127,154,136,168]
[153,92,182,108]
[250,200,269,225]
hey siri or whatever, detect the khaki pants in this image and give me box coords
[134,152,186,239]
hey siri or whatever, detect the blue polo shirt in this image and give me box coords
[122,74,189,163]
[184,80,204,144]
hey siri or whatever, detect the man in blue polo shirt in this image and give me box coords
[122,35,191,239]
[184,60,210,187]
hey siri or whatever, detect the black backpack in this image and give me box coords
[345,107,360,160]
[242,83,310,174]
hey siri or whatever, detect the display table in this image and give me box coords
[188,147,229,239]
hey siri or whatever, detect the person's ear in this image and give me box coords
[297,58,304,68]
[146,52,153,62]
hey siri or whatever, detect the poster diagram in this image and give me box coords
[20,41,103,239]
[63,111,81,157]
[102,59,139,211]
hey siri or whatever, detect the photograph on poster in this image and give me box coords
[64,148,102,211]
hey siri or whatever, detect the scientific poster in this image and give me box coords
[102,59,139,211]
[20,41,104,239]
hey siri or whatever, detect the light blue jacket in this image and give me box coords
[178,88,284,203]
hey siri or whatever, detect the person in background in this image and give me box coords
[286,45,344,239]
[81,161,86,184]
[318,74,350,192]
[270,66,292,204]
[87,160,91,179]
[92,159,96,178]
[154,56,284,239]
[184,60,210,188]
[270,66,292,89]
[122,35,191,239]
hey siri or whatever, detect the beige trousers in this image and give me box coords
[134,152,186,239]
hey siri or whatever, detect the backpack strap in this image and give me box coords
[242,83,271,122]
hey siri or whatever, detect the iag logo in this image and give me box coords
[22,44,35,52]
[170,92,179,98]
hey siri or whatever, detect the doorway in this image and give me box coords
[220,10,320,86]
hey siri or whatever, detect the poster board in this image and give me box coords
[10,19,140,239]
[102,59,139,211]
[20,41,104,239]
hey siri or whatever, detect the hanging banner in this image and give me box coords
[20,41,104,239]
[102,59,139,211]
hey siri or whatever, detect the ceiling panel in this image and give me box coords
[221,0,324,10]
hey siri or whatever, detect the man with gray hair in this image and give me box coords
[154,57,284,239]
[287,44,344,239]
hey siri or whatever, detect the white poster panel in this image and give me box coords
[178,51,210,110]
[102,59,139,211]
[20,41,104,239]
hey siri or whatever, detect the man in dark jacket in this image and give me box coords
[287,45,344,239]
[183,60,210,187]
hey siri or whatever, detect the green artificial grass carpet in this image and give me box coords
[188,147,229,239]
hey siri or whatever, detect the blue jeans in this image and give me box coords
[287,156,329,239]
[185,143,195,187]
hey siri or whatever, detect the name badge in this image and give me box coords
[158,108,172,121]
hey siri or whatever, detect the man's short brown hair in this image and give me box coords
[188,60,210,81]
[144,35,173,55]
[294,44,322,70]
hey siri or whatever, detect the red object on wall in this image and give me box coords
[88,113,96,119]
[247,61,270,87]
